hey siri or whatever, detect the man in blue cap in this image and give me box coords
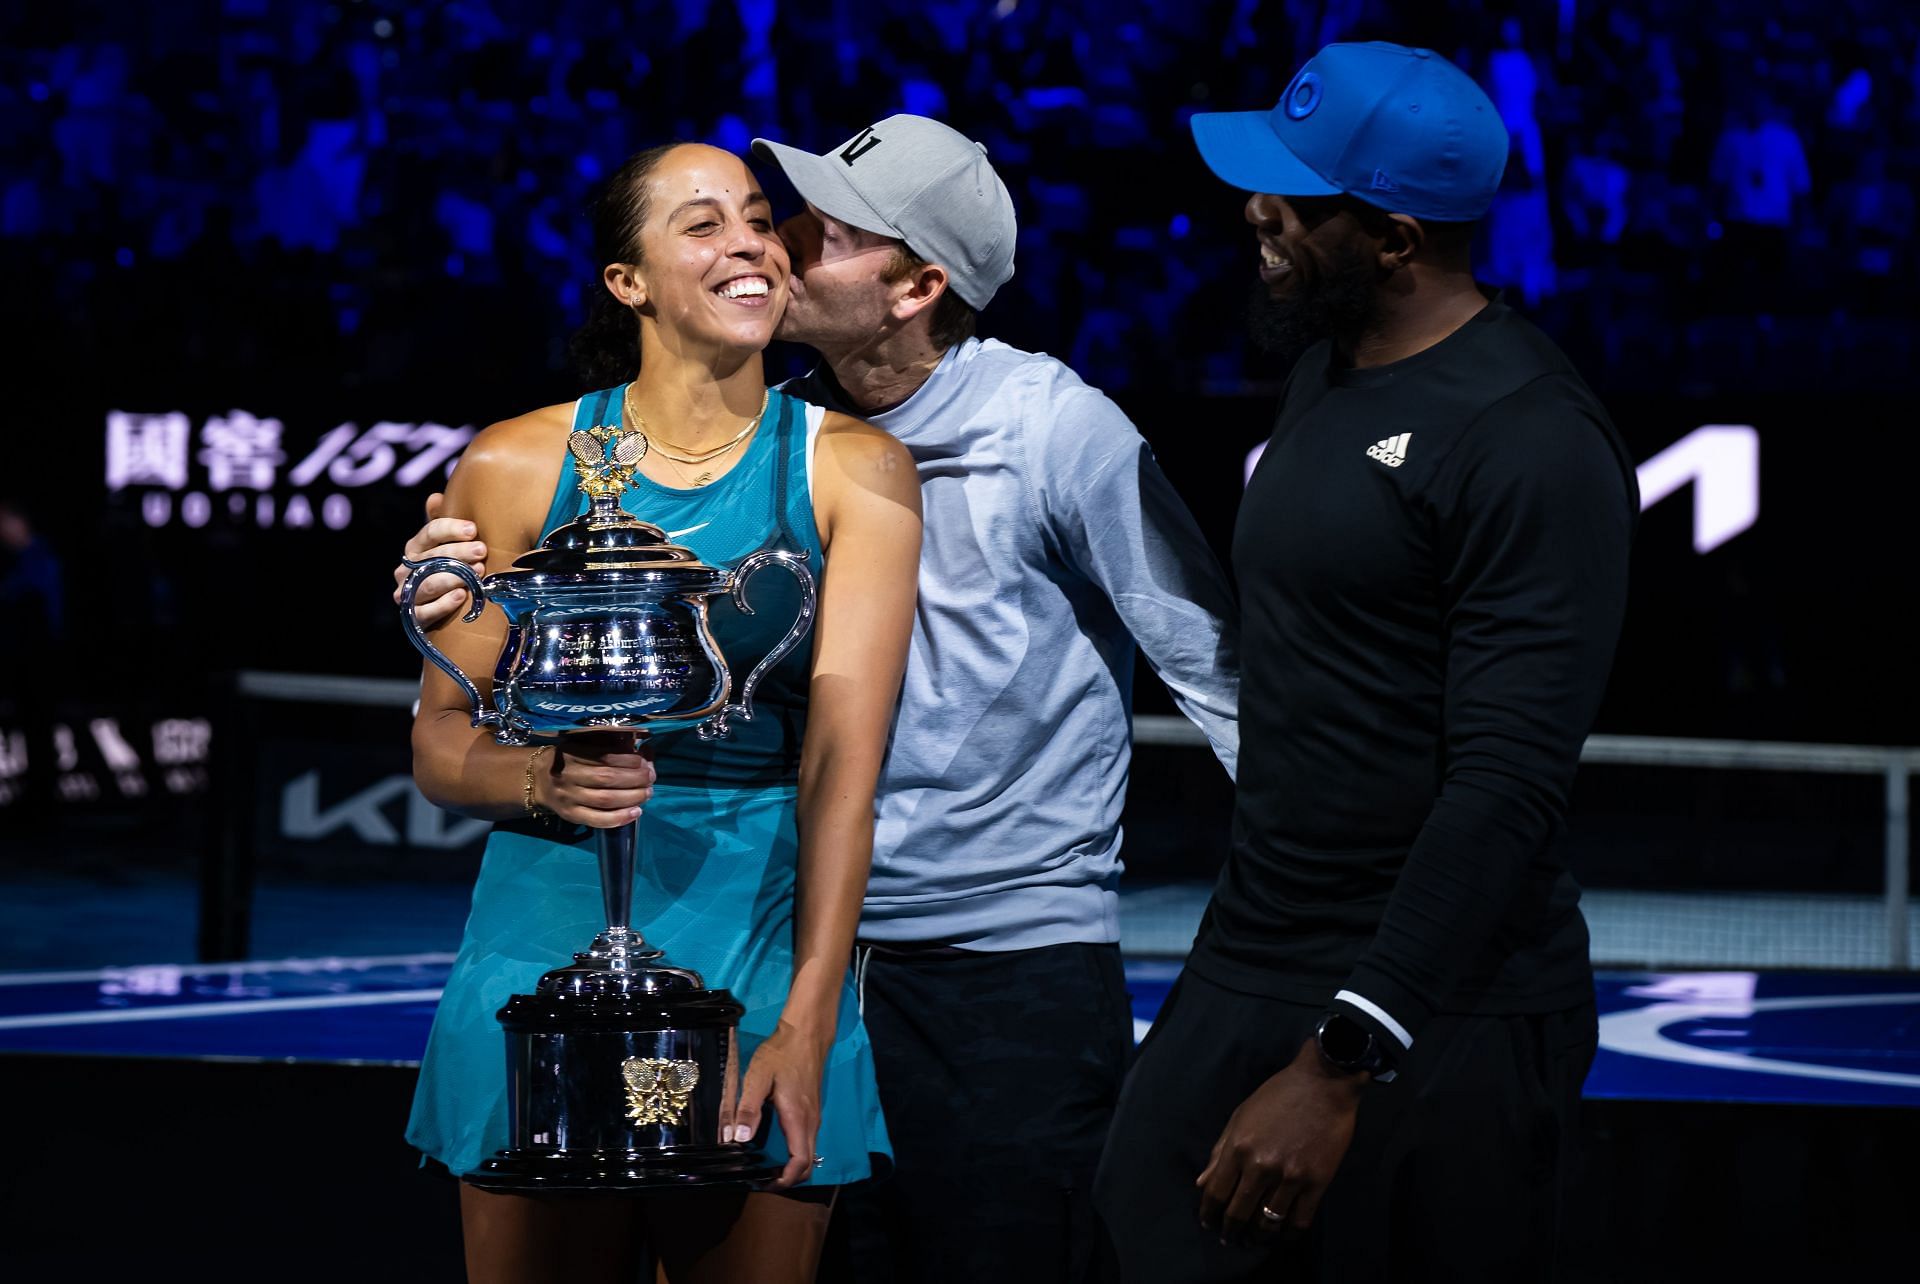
[1093,43,1638,1280]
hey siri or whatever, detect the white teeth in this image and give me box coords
[1261,249,1290,269]
[719,277,770,299]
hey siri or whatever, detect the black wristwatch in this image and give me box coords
[1314,1010,1396,1079]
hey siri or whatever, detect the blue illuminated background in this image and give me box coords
[2,1,1916,747]
[2,9,1917,1158]
[6,0,1915,399]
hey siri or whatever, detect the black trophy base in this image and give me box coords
[467,1143,783,1193]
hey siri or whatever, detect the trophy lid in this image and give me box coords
[503,494,723,578]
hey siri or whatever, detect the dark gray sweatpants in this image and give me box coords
[1092,968,1596,1283]
[818,941,1134,1284]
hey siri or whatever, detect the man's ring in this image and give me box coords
[813,1156,825,1167]
[1259,1205,1285,1224]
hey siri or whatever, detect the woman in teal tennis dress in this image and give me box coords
[404,143,922,1283]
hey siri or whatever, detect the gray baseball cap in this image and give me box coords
[752,115,1017,310]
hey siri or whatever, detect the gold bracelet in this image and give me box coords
[523,745,553,818]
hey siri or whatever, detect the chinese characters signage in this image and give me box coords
[105,410,475,531]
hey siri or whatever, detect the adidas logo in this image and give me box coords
[1366,433,1412,468]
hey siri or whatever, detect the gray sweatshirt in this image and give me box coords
[789,338,1239,949]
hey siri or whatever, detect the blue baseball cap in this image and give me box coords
[1191,42,1509,222]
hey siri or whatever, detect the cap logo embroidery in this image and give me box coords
[839,127,883,167]
[1284,70,1324,120]
[1371,168,1400,192]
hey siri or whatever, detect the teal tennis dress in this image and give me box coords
[406,386,891,1186]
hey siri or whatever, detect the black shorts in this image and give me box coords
[1092,968,1596,1283]
[817,941,1134,1284]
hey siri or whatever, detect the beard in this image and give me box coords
[1246,242,1382,362]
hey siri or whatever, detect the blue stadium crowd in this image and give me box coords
[4,0,1916,395]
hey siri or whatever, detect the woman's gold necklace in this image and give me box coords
[622,386,769,486]
[648,434,728,489]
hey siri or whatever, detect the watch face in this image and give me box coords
[1320,1014,1372,1064]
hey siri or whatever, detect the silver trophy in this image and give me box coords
[399,421,814,1189]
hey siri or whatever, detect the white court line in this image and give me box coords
[0,952,458,987]
[1597,992,1920,1089]
[0,988,445,1031]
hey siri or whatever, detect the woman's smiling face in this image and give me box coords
[627,144,790,355]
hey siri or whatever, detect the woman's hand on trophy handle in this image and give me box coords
[532,735,657,828]
[390,493,489,629]
[725,1023,826,1187]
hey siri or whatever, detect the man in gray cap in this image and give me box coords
[396,115,1239,1281]
[760,112,1238,1284]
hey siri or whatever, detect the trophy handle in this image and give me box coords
[399,555,516,739]
[696,550,817,741]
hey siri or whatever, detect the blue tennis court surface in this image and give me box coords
[2,955,1916,1107]
[0,954,450,1064]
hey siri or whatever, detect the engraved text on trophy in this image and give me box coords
[537,619,703,689]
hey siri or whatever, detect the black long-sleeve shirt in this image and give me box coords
[1187,294,1637,1058]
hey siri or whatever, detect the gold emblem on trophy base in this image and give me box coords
[622,1056,701,1126]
